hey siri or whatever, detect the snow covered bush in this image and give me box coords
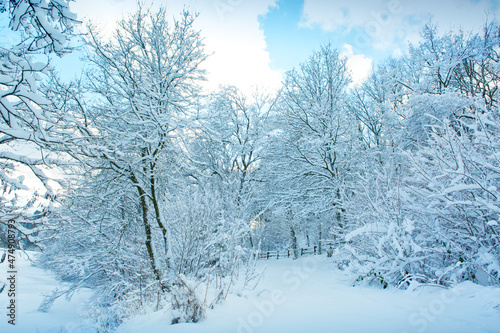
[170,275,205,324]
[39,170,161,330]
[407,101,500,286]
[337,23,500,289]
[338,151,426,288]
[166,183,249,277]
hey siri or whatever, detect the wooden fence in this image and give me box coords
[256,241,343,260]
[256,246,318,260]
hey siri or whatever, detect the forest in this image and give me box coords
[0,0,499,331]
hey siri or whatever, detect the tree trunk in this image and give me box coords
[290,226,298,259]
[318,223,322,255]
[131,173,163,290]
[150,170,171,268]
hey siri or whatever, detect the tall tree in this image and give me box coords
[191,86,274,242]
[42,2,206,301]
[266,44,356,248]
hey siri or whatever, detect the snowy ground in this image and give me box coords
[0,251,95,333]
[1,252,500,333]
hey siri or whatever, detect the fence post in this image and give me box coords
[301,248,304,256]
[314,245,317,254]
[267,251,269,259]
[288,249,290,258]
[277,250,279,259]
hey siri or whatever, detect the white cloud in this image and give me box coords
[71,0,138,35]
[69,0,282,95]
[392,47,403,58]
[190,0,282,94]
[340,44,372,88]
[301,0,499,53]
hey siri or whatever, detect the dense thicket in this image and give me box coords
[259,24,500,289]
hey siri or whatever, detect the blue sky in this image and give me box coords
[7,0,500,93]
[259,0,500,74]
[259,0,333,70]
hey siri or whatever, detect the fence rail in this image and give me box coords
[256,241,344,260]
[256,246,318,260]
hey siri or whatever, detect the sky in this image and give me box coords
[43,0,500,94]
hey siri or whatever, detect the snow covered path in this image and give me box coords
[2,253,500,332]
[0,251,95,333]
[119,256,500,333]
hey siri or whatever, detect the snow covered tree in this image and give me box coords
[0,0,77,247]
[190,86,275,248]
[348,57,410,149]
[40,5,209,326]
[337,23,500,288]
[81,5,206,284]
[39,165,156,329]
[264,44,357,249]
[399,23,500,147]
